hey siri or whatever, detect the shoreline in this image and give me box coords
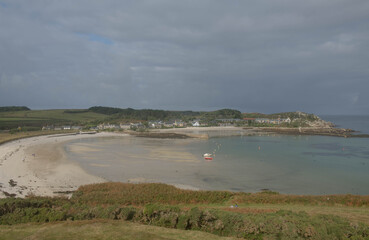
[0,131,202,198]
[127,125,367,139]
[250,127,369,138]
[0,132,125,198]
[130,126,258,139]
[1,126,367,198]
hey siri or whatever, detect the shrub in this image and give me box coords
[72,182,234,205]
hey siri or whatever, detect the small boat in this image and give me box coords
[203,153,213,160]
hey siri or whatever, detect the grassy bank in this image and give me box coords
[1,183,368,239]
[0,220,238,240]
[0,130,78,145]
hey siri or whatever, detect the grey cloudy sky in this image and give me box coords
[1,0,369,114]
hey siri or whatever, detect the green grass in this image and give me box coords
[73,182,369,208]
[0,118,46,121]
[0,130,76,145]
[17,109,108,122]
[0,109,108,130]
[0,220,238,240]
[232,191,369,207]
[227,203,369,225]
[72,182,233,205]
[0,109,106,121]
[1,183,369,239]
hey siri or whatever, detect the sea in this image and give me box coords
[64,115,369,195]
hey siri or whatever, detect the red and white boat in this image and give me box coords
[203,153,213,160]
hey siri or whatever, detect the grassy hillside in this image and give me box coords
[0,106,30,112]
[89,106,243,122]
[0,107,243,130]
[0,109,108,130]
[1,183,368,239]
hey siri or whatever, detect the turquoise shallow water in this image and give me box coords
[64,116,369,195]
[189,135,369,195]
[64,134,369,195]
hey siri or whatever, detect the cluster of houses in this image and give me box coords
[96,120,197,130]
[42,117,292,131]
[148,120,193,128]
[244,117,291,125]
[42,125,83,131]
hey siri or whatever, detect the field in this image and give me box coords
[0,183,368,239]
[0,130,77,145]
[0,109,108,130]
[0,109,110,144]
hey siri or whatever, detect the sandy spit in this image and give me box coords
[0,132,127,198]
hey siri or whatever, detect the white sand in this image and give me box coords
[0,132,126,198]
[0,126,252,199]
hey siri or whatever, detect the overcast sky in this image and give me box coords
[1,1,368,114]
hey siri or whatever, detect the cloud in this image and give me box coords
[1,0,369,114]
[318,34,356,53]
[78,33,114,45]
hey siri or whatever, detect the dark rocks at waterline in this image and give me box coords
[250,127,367,138]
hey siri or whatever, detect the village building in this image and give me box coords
[42,126,54,131]
[174,120,186,127]
[216,118,243,126]
[120,123,131,130]
[192,121,200,127]
[98,123,120,130]
[130,122,145,130]
[255,117,291,125]
[163,120,175,128]
[148,121,163,129]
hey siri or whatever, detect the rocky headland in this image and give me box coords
[247,112,368,138]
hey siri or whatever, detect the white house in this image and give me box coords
[192,121,200,127]
[120,123,131,129]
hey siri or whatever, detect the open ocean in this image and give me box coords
[65,115,369,195]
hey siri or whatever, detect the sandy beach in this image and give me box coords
[0,132,125,198]
[0,126,248,198]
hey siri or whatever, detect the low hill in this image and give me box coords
[0,109,108,130]
[89,106,201,121]
[0,106,30,112]
[0,107,334,131]
[243,111,318,120]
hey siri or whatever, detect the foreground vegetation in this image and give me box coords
[0,220,238,240]
[1,183,368,239]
